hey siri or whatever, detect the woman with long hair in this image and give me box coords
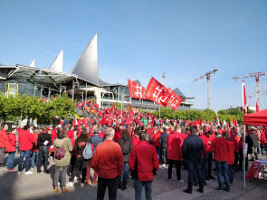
[53,129,73,193]
[67,127,92,187]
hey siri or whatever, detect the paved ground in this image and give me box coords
[0,153,266,200]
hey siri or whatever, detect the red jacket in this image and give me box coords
[67,130,75,147]
[201,134,212,152]
[7,133,16,152]
[100,117,106,126]
[167,132,184,160]
[129,141,159,181]
[72,119,81,127]
[209,136,229,162]
[32,133,40,152]
[230,134,240,152]
[106,118,113,126]
[18,130,35,151]
[200,135,208,158]
[114,129,121,142]
[227,141,235,165]
[0,129,8,148]
[92,140,123,179]
[152,132,162,147]
[132,135,140,147]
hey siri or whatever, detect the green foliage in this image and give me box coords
[0,93,75,124]
[149,106,248,125]
[114,102,123,111]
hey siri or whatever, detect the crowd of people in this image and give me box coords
[0,107,266,200]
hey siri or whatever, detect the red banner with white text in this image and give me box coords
[167,88,183,111]
[128,79,146,99]
[145,77,170,107]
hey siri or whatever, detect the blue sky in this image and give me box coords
[1,0,267,111]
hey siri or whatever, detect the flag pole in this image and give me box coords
[242,80,247,189]
[243,124,246,189]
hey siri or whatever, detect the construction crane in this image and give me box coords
[193,68,218,109]
[247,91,267,98]
[233,71,267,110]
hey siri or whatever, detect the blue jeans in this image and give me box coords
[201,157,207,180]
[227,165,234,184]
[18,150,32,172]
[215,161,230,190]
[156,147,162,162]
[186,160,204,191]
[102,125,106,131]
[7,152,15,169]
[122,163,129,189]
[258,144,262,155]
[31,151,39,168]
[134,179,153,200]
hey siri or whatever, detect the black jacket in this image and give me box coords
[37,132,51,147]
[246,132,259,153]
[118,135,132,162]
[73,135,91,156]
[182,134,204,163]
[159,132,169,149]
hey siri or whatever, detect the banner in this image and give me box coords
[128,102,134,117]
[242,80,247,115]
[256,102,259,112]
[128,79,146,99]
[197,117,202,126]
[112,102,116,111]
[167,88,183,111]
[145,77,170,107]
[246,162,262,180]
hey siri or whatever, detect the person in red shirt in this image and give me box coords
[0,123,8,167]
[223,132,235,184]
[209,132,231,192]
[92,127,123,200]
[6,128,17,171]
[230,129,240,172]
[31,129,40,169]
[106,117,113,127]
[18,125,36,175]
[67,126,75,147]
[167,126,184,183]
[129,132,159,200]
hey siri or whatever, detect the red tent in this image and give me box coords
[243,109,267,126]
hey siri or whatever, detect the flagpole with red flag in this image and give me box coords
[242,80,247,189]
[256,102,259,112]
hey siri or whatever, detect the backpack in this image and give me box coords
[55,147,65,160]
[82,142,93,159]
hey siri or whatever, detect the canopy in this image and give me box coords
[243,109,267,126]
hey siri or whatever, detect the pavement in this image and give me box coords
[0,153,267,200]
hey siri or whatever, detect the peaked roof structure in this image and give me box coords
[49,49,63,72]
[173,88,186,98]
[133,79,142,85]
[29,59,35,67]
[71,34,99,86]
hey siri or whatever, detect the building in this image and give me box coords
[0,34,194,111]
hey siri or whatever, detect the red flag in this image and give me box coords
[215,115,220,126]
[233,119,238,127]
[167,88,183,111]
[128,103,134,117]
[197,117,202,126]
[112,102,116,111]
[128,79,146,99]
[145,77,170,107]
[242,80,247,115]
[256,102,259,112]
